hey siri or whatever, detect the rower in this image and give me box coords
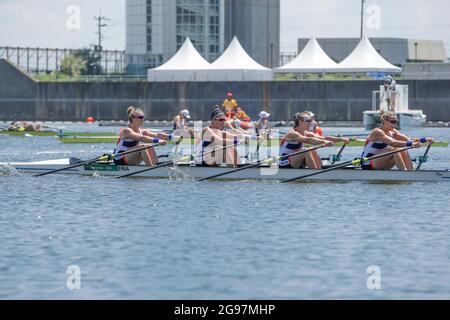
[172,109,190,131]
[361,110,432,171]
[195,107,248,167]
[172,108,196,138]
[279,112,344,169]
[303,111,323,136]
[255,110,270,136]
[9,121,43,132]
[113,106,178,166]
[233,107,254,131]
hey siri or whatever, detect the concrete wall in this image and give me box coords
[403,63,450,80]
[1,59,449,122]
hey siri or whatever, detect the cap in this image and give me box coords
[258,111,271,119]
[180,109,191,119]
[304,110,315,118]
[211,107,225,120]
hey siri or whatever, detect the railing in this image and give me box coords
[0,46,126,75]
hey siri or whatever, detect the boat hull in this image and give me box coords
[4,159,450,182]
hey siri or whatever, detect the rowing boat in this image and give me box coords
[56,136,450,147]
[0,130,118,137]
[4,159,450,182]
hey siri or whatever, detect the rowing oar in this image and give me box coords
[331,143,348,165]
[34,143,160,177]
[198,144,326,182]
[117,139,237,179]
[416,143,432,171]
[281,146,414,183]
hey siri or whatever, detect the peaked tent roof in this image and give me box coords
[210,37,270,70]
[329,36,402,73]
[152,37,211,70]
[275,38,338,73]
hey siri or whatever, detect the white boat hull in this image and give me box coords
[3,159,450,182]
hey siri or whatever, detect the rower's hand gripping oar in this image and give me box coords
[281,146,414,183]
[416,143,432,171]
[330,142,348,165]
[34,143,160,177]
[198,144,327,182]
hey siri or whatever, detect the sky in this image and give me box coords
[0,0,449,56]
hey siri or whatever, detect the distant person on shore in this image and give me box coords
[8,121,43,132]
[382,75,397,111]
[113,106,180,167]
[222,92,238,118]
[361,110,432,171]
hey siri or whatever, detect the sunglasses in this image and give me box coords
[303,119,313,123]
[387,119,398,124]
[135,115,145,120]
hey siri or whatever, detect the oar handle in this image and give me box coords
[416,143,432,171]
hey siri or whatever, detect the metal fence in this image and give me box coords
[0,46,126,75]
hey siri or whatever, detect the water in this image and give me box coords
[0,125,449,299]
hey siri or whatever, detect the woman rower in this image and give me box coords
[196,107,250,167]
[279,112,348,169]
[361,110,433,170]
[113,106,178,166]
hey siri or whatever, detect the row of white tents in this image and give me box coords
[148,36,402,82]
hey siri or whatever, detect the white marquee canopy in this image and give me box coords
[275,38,338,73]
[147,37,211,82]
[328,36,402,73]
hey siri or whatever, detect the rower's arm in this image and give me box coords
[372,129,413,148]
[305,132,349,144]
[392,130,409,141]
[123,128,159,144]
[142,130,178,142]
[287,131,330,146]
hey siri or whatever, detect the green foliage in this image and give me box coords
[58,48,102,76]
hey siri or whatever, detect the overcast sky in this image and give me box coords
[0,0,449,55]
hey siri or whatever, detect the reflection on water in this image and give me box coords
[0,125,449,299]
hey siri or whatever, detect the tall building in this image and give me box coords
[224,0,280,68]
[126,0,225,74]
[126,0,280,74]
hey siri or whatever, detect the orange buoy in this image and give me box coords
[86,117,94,123]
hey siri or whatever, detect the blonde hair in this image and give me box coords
[127,106,144,122]
[380,110,397,122]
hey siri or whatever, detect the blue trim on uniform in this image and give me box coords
[371,142,388,149]
[286,143,302,150]
[122,140,139,148]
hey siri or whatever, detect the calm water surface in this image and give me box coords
[0,125,449,299]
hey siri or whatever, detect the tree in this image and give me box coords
[59,53,87,77]
[59,48,103,76]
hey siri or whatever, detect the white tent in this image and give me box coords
[196,37,273,81]
[148,37,211,82]
[275,38,338,73]
[329,36,402,73]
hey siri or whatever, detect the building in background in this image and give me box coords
[224,0,280,68]
[126,0,224,75]
[295,38,447,66]
[126,0,280,74]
